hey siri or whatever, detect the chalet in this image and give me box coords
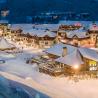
[57,27,90,47]
[23,29,56,48]
[0,23,10,37]
[0,37,16,51]
[10,24,57,48]
[17,33,36,48]
[32,24,60,32]
[57,22,98,48]
[39,43,98,76]
[58,24,82,31]
[88,23,98,46]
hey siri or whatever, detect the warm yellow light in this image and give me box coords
[73,65,79,69]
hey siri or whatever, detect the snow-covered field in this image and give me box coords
[0,48,98,98]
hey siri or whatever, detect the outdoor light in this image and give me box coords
[73,65,79,70]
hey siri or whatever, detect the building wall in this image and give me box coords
[57,29,98,48]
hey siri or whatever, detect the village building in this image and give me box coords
[0,23,10,37]
[22,29,56,48]
[58,23,82,31]
[57,27,90,47]
[0,37,16,51]
[88,23,98,48]
[57,23,98,48]
[32,24,60,32]
[9,24,57,48]
[1,22,98,49]
[39,43,98,76]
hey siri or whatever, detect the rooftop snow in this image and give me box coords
[32,24,60,31]
[45,43,76,57]
[10,24,33,30]
[0,37,15,49]
[55,49,84,67]
[23,29,56,37]
[46,43,98,64]
[10,24,60,31]
[79,47,98,62]
[65,28,89,38]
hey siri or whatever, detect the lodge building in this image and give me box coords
[56,23,98,48]
[9,24,57,48]
[1,22,98,49]
[39,43,98,76]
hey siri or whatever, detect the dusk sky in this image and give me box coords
[0,0,98,20]
[1,0,98,13]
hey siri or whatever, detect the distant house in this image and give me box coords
[0,37,16,51]
[57,23,98,48]
[32,24,60,32]
[39,43,98,76]
[23,29,56,48]
[10,24,57,48]
[0,22,9,37]
[57,27,90,46]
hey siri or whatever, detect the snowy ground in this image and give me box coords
[0,48,98,98]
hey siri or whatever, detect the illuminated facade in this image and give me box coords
[39,43,98,76]
[57,23,98,48]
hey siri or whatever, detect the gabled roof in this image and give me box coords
[10,24,33,30]
[45,43,98,65]
[10,24,60,31]
[55,49,84,67]
[65,28,89,38]
[32,24,60,31]
[79,47,98,62]
[45,43,76,57]
[0,37,15,50]
[23,29,56,37]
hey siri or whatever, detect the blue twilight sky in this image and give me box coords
[0,0,98,20]
[1,0,98,12]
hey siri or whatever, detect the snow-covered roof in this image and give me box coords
[10,24,56,37]
[45,43,98,65]
[10,24,33,30]
[0,37,15,50]
[55,49,84,67]
[65,28,89,38]
[32,24,60,31]
[45,43,76,57]
[10,24,60,31]
[23,29,56,37]
[79,47,98,62]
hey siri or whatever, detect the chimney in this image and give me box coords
[62,47,67,57]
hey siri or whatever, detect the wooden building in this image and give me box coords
[39,43,98,76]
[9,24,57,49]
[57,23,98,48]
